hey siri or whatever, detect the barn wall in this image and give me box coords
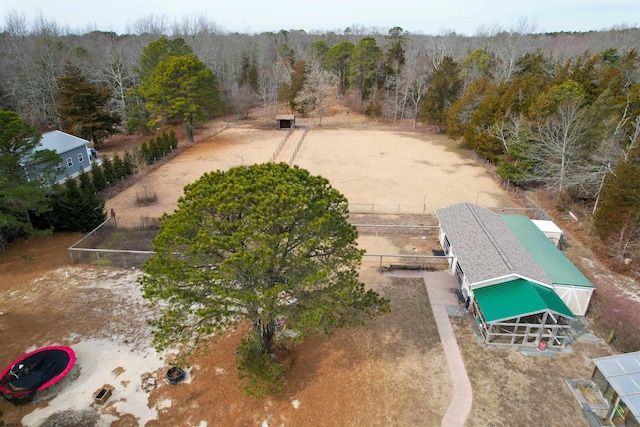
[554,286,593,316]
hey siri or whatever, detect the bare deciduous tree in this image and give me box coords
[606,211,640,263]
[531,99,592,193]
[400,46,432,128]
[294,57,332,125]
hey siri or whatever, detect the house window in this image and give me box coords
[454,262,464,286]
[443,236,451,254]
[77,152,84,163]
[66,157,73,167]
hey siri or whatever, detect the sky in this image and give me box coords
[0,0,638,35]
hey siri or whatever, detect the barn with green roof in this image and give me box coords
[436,203,594,349]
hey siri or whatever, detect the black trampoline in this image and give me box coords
[0,346,76,404]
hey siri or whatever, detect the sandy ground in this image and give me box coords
[105,125,514,228]
[0,112,618,426]
[0,229,452,426]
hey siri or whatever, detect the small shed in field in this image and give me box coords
[275,114,295,129]
[436,203,594,348]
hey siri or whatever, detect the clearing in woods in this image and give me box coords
[0,113,615,426]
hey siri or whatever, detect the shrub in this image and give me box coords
[236,330,287,398]
[91,163,107,191]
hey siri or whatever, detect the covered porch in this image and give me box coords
[471,279,575,348]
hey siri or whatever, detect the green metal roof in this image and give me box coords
[500,215,594,288]
[474,278,575,323]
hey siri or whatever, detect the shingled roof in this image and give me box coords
[40,130,88,154]
[436,203,551,286]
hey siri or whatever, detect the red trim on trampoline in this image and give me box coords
[0,346,75,398]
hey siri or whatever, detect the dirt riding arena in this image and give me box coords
[0,115,614,426]
[105,125,515,228]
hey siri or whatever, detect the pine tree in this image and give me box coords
[123,151,135,176]
[140,142,151,164]
[422,56,463,132]
[139,54,226,143]
[112,154,126,180]
[57,61,121,145]
[46,177,105,232]
[349,37,383,102]
[91,163,107,191]
[0,110,60,250]
[594,144,640,242]
[149,136,161,161]
[168,130,178,150]
[77,168,96,194]
[140,163,389,396]
[101,157,116,185]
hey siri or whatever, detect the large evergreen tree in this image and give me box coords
[422,56,462,132]
[140,55,225,143]
[126,37,195,133]
[324,42,354,95]
[594,144,640,261]
[348,37,383,102]
[57,61,121,145]
[0,110,60,251]
[140,163,389,395]
[137,37,193,82]
[279,59,308,113]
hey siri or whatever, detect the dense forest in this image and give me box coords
[0,15,638,267]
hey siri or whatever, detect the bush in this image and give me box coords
[236,330,287,398]
[91,163,107,191]
[101,157,116,185]
[37,179,106,232]
[112,154,126,180]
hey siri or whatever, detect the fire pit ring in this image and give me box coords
[165,367,186,385]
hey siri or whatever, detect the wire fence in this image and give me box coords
[68,198,552,270]
[362,253,451,270]
[348,197,551,217]
[353,223,440,237]
[348,202,431,214]
[289,125,308,166]
[269,127,295,163]
[68,216,156,268]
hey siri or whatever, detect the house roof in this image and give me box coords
[531,219,562,235]
[501,215,594,288]
[473,278,575,323]
[40,131,88,154]
[593,351,640,418]
[275,114,295,120]
[435,203,550,285]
